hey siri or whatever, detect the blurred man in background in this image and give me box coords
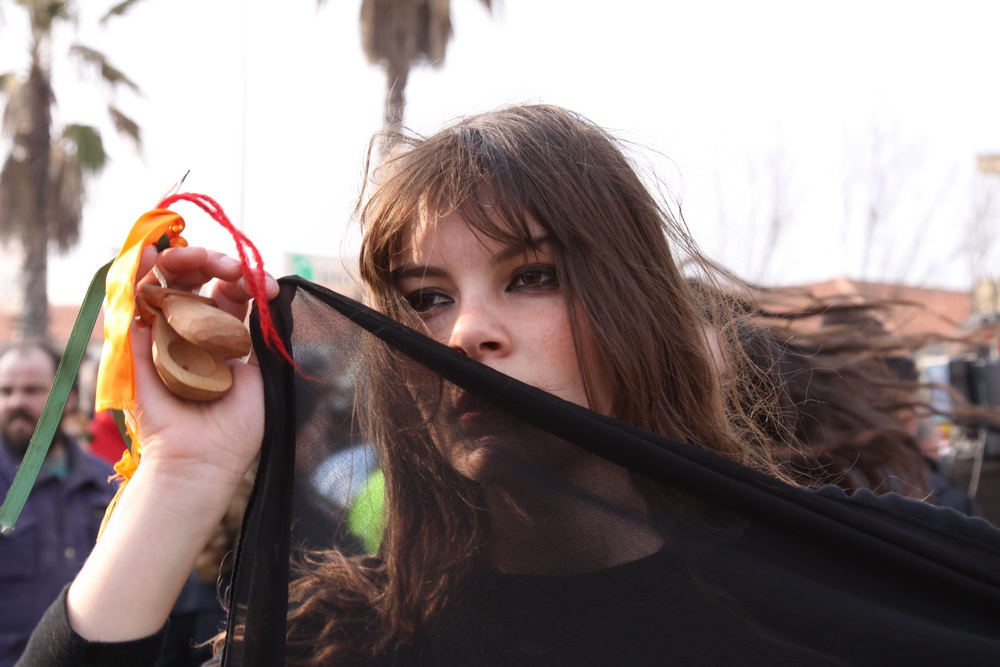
[0,341,115,666]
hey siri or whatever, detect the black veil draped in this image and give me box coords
[222,276,1000,666]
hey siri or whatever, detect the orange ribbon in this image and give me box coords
[94,209,187,414]
[94,209,187,539]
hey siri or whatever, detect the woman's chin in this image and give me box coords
[448,439,513,484]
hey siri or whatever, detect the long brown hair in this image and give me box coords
[360,105,783,463]
[747,317,935,495]
[284,104,790,664]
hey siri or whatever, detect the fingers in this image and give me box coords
[154,247,243,291]
[212,273,279,312]
[133,245,279,324]
[136,246,158,283]
[134,246,209,296]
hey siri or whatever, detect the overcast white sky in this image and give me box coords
[5,0,1000,303]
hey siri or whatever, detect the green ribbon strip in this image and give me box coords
[0,259,113,532]
[111,407,134,455]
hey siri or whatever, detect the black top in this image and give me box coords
[20,278,1000,666]
[20,486,1000,666]
[17,587,165,666]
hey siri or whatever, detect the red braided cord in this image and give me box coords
[156,192,295,366]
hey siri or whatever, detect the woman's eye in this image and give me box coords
[404,290,452,313]
[509,265,559,291]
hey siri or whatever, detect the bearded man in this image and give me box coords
[0,341,115,666]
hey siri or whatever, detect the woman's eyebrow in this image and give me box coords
[390,265,446,282]
[490,236,554,267]
[390,236,555,281]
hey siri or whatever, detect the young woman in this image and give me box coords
[21,105,1000,666]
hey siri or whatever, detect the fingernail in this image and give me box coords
[265,276,278,292]
[220,256,242,270]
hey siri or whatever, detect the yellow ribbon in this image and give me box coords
[94,209,187,538]
[94,209,187,414]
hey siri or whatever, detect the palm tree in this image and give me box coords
[0,0,142,339]
[320,0,493,146]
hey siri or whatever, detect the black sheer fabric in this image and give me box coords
[222,276,1000,666]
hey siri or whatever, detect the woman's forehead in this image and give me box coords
[400,209,548,256]
[415,194,545,236]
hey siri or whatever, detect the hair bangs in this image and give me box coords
[359,124,555,309]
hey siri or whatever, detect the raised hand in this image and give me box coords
[66,244,278,642]
[128,243,278,494]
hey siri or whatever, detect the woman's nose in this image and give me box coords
[447,302,511,360]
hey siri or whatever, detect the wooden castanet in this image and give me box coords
[151,312,233,401]
[160,295,252,358]
[139,286,252,402]
[136,285,217,329]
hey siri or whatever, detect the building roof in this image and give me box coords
[802,278,972,339]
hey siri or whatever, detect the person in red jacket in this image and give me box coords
[86,410,127,467]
